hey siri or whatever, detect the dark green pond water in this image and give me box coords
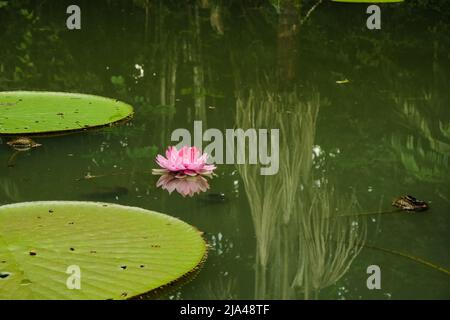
[0,1,449,299]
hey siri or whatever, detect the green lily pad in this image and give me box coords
[0,201,207,300]
[0,91,133,135]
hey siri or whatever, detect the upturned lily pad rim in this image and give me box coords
[0,91,134,137]
[0,116,133,138]
[0,201,208,300]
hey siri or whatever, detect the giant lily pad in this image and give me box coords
[0,91,133,135]
[0,201,207,300]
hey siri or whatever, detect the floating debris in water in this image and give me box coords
[336,79,350,84]
[197,192,228,204]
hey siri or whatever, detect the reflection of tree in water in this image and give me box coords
[0,175,20,204]
[118,0,219,147]
[390,89,450,185]
[229,0,367,299]
[293,189,366,299]
[236,84,366,299]
[206,277,237,300]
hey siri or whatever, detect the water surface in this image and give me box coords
[0,0,449,299]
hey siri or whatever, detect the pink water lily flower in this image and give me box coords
[152,146,216,178]
[156,174,209,197]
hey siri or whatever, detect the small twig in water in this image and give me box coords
[364,244,450,277]
[76,170,153,181]
[300,0,323,25]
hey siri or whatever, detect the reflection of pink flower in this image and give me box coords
[152,146,216,177]
[156,174,209,197]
